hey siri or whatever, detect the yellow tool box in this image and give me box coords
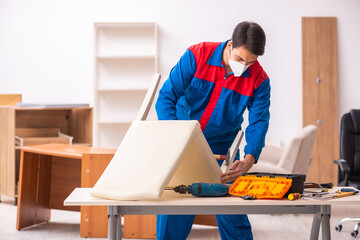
[229,172,306,199]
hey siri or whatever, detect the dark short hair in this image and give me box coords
[231,21,266,56]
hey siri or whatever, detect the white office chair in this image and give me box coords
[249,125,318,175]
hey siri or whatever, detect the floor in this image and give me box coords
[1,195,360,240]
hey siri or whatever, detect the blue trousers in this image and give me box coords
[156,214,253,240]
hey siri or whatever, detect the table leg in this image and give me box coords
[108,206,122,240]
[116,211,122,240]
[321,206,331,240]
[310,205,331,240]
[310,211,321,240]
[108,206,117,240]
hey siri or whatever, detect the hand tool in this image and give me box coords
[327,191,355,199]
[303,190,329,198]
[303,188,358,200]
[288,193,302,200]
[241,195,257,200]
[304,182,333,189]
[166,183,229,197]
[339,188,359,193]
[219,130,244,173]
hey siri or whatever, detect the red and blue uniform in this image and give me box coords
[155,40,271,240]
[156,40,270,161]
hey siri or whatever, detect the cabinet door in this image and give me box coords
[81,153,113,237]
[0,107,15,197]
[302,17,339,183]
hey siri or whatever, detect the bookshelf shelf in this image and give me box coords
[93,22,158,148]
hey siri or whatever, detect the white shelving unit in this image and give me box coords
[94,22,158,149]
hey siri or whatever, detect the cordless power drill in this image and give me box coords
[167,182,229,197]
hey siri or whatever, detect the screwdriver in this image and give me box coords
[288,193,302,200]
[166,183,229,197]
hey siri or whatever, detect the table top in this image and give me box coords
[0,106,92,110]
[64,187,360,207]
[21,143,116,159]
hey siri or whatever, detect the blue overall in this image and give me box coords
[155,41,270,239]
[156,214,253,240]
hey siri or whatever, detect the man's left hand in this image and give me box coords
[220,154,256,184]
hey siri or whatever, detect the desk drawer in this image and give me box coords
[15,128,73,146]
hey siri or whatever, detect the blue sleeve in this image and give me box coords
[244,78,271,162]
[155,49,197,120]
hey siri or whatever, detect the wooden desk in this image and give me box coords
[0,106,93,202]
[65,187,360,240]
[16,143,116,237]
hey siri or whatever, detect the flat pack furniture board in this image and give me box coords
[65,187,360,240]
[91,120,222,201]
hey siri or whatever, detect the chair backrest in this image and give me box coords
[134,73,161,121]
[277,125,318,174]
[340,109,360,179]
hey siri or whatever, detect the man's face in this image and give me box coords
[228,42,258,66]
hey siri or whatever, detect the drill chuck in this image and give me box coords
[173,184,188,194]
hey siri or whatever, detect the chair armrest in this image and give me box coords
[334,159,350,185]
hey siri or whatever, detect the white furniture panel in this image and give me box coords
[91,121,221,200]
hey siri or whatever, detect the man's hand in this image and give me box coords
[220,154,256,184]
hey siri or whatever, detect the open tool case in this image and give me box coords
[229,172,306,199]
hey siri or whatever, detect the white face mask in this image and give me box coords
[228,48,249,77]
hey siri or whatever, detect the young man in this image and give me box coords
[155,21,270,240]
